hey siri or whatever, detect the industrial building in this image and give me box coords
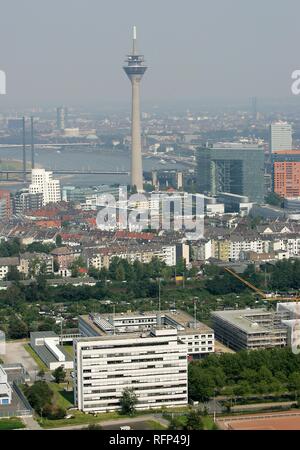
[197,143,265,203]
[74,310,214,412]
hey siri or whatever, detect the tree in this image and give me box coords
[265,192,283,207]
[184,409,204,430]
[0,238,21,257]
[115,264,126,282]
[8,315,28,339]
[289,372,300,398]
[52,366,66,384]
[37,369,46,380]
[120,388,138,415]
[43,405,66,419]
[5,266,21,282]
[23,381,53,415]
[56,234,62,247]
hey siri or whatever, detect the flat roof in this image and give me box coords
[74,329,184,344]
[79,309,213,336]
[31,344,72,365]
[30,331,57,339]
[211,309,287,334]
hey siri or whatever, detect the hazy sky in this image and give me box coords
[1,0,300,107]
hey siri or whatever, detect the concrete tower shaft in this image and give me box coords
[123,27,147,192]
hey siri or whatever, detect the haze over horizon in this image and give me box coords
[1,0,300,108]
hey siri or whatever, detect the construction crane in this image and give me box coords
[224,267,300,302]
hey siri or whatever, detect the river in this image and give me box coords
[0,146,185,190]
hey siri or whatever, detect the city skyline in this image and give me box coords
[0,0,300,107]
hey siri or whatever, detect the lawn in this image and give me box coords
[63,345,74,357]
[0,418,25,430]
[23,344,48,371]
[49,382,74,409]
[39,410,131,429]
[202,416,218,430]
[145,420,167,430]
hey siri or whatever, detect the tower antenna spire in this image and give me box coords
[133,25,137,55]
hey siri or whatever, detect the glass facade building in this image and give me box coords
[197,144,265,203]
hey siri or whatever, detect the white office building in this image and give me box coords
[270,121,292,153]
[29,169,61,206]
[74,310,214,412]
[74,329,188,413]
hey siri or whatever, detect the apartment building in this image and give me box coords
[83,243,178,270]
[0,257,20,280]
[19,252,54,277]
[51,246,80,273]
[74,310,214,412]
[0,190,11,220]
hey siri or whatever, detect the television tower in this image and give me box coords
[123,26,147,192]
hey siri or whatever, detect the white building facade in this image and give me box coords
[29,169,61,206]
[74,329,188,412]
[0,365,12,405]
[270,121,292,153]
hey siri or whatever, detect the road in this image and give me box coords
[2,340,39,380]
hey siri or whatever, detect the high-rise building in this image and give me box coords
[29,169,61,206]
[269,121,292,153]
[123,27,147,192]
[56,106,67,130]
[197,143,265,203]
[0,190,11,220]
[272,151,300,198]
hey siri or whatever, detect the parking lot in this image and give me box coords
[2,341,39,380]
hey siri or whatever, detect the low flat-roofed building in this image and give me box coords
[211,308,289,351]
[30,331,73,370]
